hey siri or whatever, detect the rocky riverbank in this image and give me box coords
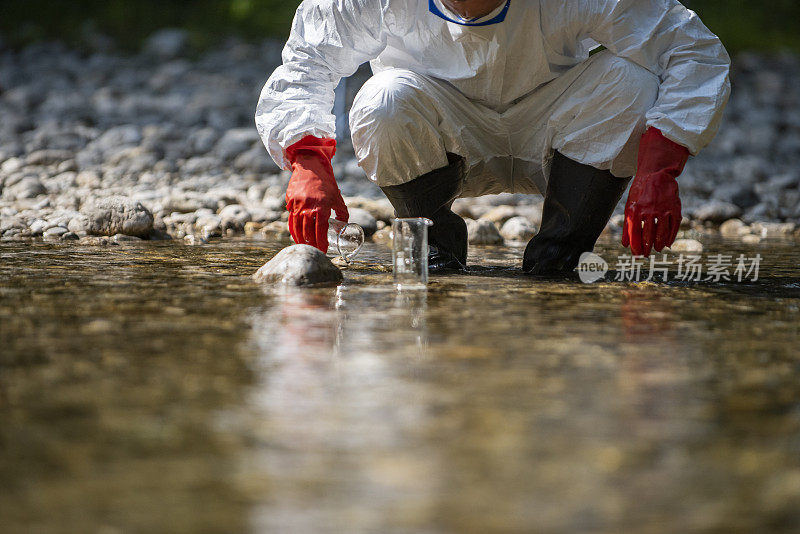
[1,32,799,246]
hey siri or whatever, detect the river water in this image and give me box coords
[1,238,799,533]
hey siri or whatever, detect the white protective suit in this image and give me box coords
[256,0,730,198]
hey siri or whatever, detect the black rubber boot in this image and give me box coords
[381,154,468,271]
[523,151,631,275]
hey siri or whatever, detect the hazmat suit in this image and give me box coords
[256,0,731,271]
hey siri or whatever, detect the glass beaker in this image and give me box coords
[328,218,365,262]
[392,217,433,289]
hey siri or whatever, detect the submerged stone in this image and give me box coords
[253,244,343,287]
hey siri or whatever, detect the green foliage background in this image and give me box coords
[1,0,798,52]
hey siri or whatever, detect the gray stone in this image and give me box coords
[253,244,343,287]
[93,125,142,154]
[43,226,68,239]
[4,176,46,200]
[186,128,219,155]
[83,196,154,237]
[669,239,704,253]
[500,216,537,242]
[466,219,504,245]
[26,149,74,167]
[346,208,378,237]
[163,192,214,213]
[218,204,252,229]
[261,220,292,241]
[694,201,742,224]
[233,145,280,174]
[67,215,89,234]
[719,218,748,237]
[214,128,260,161]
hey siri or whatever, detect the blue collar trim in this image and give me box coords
[429,0,511,27]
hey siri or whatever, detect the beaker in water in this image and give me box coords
[328,218,365,262]
[392,217,433,288]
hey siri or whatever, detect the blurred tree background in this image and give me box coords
[1,0,799,52]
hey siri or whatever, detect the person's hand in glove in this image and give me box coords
[622,127,690,257]
[285,135,349,252]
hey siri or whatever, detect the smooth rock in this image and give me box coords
[750,221,797,238]
[500,216,537,242]
[214,128,260,161]
[43,226,68,238]
[466,219,504,245]
[218,204,251,229]
[694,201,743,223]
[253,244,343,287]
[83,196,154,237]
[719,218,748,237]
[4,176,46,200]
[260,220,291,241]
[233,145,280,174]
[669,239,704,253]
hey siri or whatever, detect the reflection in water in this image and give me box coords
[1,239,800,533]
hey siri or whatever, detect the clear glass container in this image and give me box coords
[328,218,365,262]
[392,217,433,289]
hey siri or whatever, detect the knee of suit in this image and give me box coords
[349,70,449,187]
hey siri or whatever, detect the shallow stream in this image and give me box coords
[1,238,799,533]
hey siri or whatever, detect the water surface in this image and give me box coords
[1,238,799,533]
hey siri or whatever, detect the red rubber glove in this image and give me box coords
[284,135,349,252]
[622,128,690,257]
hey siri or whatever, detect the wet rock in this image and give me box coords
[669,239,704,253]
[112,233,144,243]
[500,216,537,242]
[347,208,378,237]
[253,244,343,287]
[260,220,291,241]
[43,226,68,239]
[750,221,796,238]
[371,226,393,245]
[466,219,504,245]
[83,196,154,237]
[694,201,742,224]
[244,221,264,236]
[719,218,748,237]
